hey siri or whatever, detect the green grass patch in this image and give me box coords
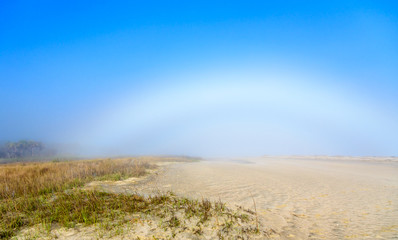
[0,190,252,239]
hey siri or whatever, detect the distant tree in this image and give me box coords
[3,140,45,158]
[28,141,43,156]
[0,145,6,158]
[17,140,29,157]
[5,142,16,158]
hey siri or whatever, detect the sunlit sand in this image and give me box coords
[136,156,398,239]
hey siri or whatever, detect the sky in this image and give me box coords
[1,1,397,157]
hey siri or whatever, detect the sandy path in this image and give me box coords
[139,156,398,239]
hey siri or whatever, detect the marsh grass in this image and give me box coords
[0,157,158,238]
[0,158,153,199]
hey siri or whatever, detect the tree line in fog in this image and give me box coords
[0,140,55,158]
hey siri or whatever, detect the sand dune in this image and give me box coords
[133,156,398,239]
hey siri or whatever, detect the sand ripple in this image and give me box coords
[137,156,398,239]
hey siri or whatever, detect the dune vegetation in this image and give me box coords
[0,157,264,239]
[0,158,154,238]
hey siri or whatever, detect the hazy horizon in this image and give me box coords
[1,1,398,157]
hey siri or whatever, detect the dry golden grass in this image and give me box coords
[0,158,153,199]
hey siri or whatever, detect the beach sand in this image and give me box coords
[137,156,398,239]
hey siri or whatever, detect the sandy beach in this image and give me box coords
[135,156,398,239]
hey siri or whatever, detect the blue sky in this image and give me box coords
[1,1,397,156]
